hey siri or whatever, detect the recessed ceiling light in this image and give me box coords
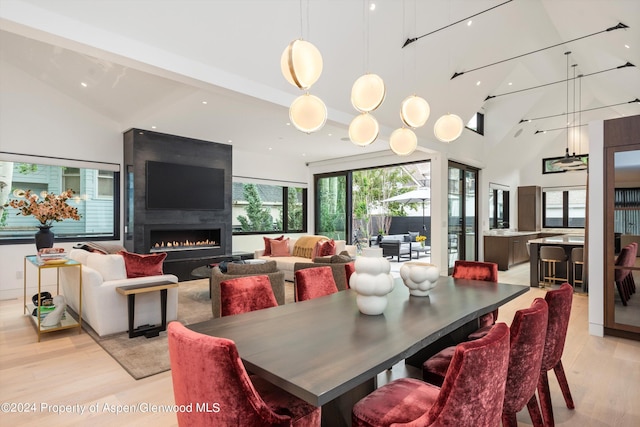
[527,119,531,123]
[625,44,630,49]
[302,153,306,157]
[286,122,291,126]
[369,3,376,11]
[328,133,332,137]
[467,20,472,26]
[476,81,481,86]
[202,101,207,105]
[268,147,273,151]
[151,126,156,129]
[508,82,513,86]
[228,139,232,143]
[80,82,87,87]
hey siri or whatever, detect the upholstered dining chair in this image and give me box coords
[219,275,279,316]
[345,262,355,288]
[422,299,549,427]
[167,322,321,427]
[536,283,575,427]
[294,266,339,302]
[452,260,499,339]
[352,323,510,427]
[614,246,633,305]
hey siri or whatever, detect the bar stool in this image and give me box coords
[571,248,584,292]
[539,246,568,288]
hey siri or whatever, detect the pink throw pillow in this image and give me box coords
[118,251,167,278]
[263,235,284,256]
[270,238,290,257]
[318,239,336,256]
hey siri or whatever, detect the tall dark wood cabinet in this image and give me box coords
[517,186,541,231]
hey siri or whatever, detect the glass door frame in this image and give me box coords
[314,171,352,243]
[448,161,479,274]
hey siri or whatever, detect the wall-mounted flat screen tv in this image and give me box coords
[146,161,224,210]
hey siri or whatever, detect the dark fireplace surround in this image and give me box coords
[123,129,233,280]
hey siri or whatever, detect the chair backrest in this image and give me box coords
[540,283,573,371]
[168,322,292,426]
[503,298,549,414]
[220,275,278,316]
[345,262,355,288]
[614,247,633,281]
[452,260,498,282]
[540,246,567,262]
[294,266,339,301]
[408,323,510,427]
[571,247,584,263]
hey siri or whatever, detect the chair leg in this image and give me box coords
[526,394,544,427]
[553,360,575,409]
[501,412,518,427]
[615,280,629,305]
[537,370,555,427]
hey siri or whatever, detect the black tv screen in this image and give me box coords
[146,161,225,210]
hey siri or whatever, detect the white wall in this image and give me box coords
[0,59,122,300]
[587,120,604,336]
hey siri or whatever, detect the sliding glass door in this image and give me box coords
[315,172,350,241]
[448,162,478,273]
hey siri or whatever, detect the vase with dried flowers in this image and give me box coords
[5,189,81,249]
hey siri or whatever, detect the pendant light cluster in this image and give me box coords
[281,38,327,133]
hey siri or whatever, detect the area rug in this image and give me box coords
[82,279,212,380]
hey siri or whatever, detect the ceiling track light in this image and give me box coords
[521,98,640,123]
[402,0,513,48]
[451,22,629,80]
[485,62,634,101]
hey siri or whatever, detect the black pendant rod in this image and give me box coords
[485,62,634,101]
[402,0,513,48]
[521,99,639,123]
[535,124,587,134]
[451,22,629,79]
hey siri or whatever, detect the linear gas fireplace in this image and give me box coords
[149,228,221,253]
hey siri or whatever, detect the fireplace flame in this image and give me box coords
[152,239,218,252]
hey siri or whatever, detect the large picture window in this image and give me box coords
[232,181,307,234]
[543,187,586,228]
[0,157,120,243]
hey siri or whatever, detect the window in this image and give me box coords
[466,112,484,135]
[0,158,120,243]
[543,187,586,228]
[232,181,307,234]
[97,170,114,198]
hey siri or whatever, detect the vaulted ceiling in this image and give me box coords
[1,0,639,164]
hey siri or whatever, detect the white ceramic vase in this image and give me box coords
[399,261,440,296]
[349,247,395,315]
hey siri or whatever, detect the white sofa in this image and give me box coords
[60,249,179,337]
[255,237,355,281]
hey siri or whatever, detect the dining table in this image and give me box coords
[189,276,528,426]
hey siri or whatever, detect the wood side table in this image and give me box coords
[116,281,178,338]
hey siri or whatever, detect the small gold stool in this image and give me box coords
[539,246,568,288]
[571,247,584,292]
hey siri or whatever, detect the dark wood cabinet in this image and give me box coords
[517,186,541,231]
[484,233,538,271]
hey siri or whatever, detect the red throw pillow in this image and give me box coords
[118,251,167,278]
[270,238,290,257]
[263,235,284,256]
[318,239,336,256]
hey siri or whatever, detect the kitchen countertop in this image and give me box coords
[528,234,585,245]
[484,231,541,237]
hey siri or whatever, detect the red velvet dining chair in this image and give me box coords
[294,266,339,302]
[345,262,355,288]
[219,275,279,316]
[536,283,575,427]
[422,299,549,427]
[614,246,633,305]
[352,323,510,427]
[168,322,321,427]
[452,260,500,339]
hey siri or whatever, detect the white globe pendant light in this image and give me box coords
[389,127,417,156]
[351,73,386,112]
[434,113,464,143]
[289,93,327,133]
[280,39,323,90]
[349,113,379,146]
[400,95,430,128]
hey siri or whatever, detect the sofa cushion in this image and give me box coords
[270,238,291,256]
[86,253,127,281]
[263,235,285,256]
[408,231,419,242]
[70,248,91,265]
[330,254,352,263]
[293,235,328,258]
[318,239,336,256]
[227,260,278,275]
[119,251,167,278]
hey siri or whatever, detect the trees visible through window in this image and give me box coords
[232,182,307,234]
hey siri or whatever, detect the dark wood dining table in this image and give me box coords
[189,276,528,426]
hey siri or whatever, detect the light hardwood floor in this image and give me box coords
[1,263,638,426]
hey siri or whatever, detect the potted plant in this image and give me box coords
[5,189,81,249]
